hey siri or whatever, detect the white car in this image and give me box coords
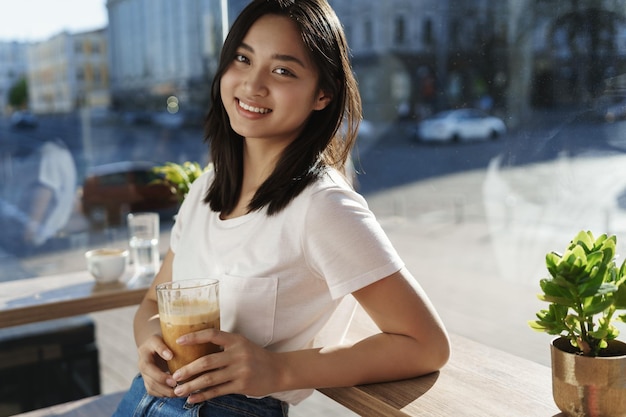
[416,109,506,143]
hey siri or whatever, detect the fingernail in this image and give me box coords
[163,350,172,360]
[166,377,177,388]
[172,371,181,380]
[174,385,184,396]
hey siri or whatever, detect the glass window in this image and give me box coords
[423,17,433,46]
[1,0,626,377]
[394,16,406,45]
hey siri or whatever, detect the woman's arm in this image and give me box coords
[172,267,449,401]
[280,267,450,388]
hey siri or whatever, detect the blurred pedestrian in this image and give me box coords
[0,136,77,256]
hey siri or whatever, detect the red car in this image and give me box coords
[81,161,179,227]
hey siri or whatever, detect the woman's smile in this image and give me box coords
[237,98,272,115]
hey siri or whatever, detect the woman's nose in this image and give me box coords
[243,69,268,96]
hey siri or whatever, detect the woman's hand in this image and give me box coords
[136,333,178,397]
[170,330,284,403]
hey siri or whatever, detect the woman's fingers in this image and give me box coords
[170,331,282,403]
[175,327,229,346]
[137,334,178,396]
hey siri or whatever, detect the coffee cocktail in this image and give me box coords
[156,279,220,374]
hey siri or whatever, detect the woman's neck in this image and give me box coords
[241,138,287,191]
[220,139,286,220]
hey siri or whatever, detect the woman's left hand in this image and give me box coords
[170,329,284,403]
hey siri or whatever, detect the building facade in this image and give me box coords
[26,29,109,114]
[106,0,227,114]
[331,0,451,120]
[7,0,626,122]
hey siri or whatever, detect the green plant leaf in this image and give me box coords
[588,328,609,340]
[531,230,626,356]
[529,304,570,336]
[582,295,614,316]
[152,161,211,202]
[538,294,576,307]
[538,279,576,307]
[615,281,626,309]
[572,230,594,252]
[546,251,561,277]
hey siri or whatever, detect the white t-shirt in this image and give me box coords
[170,168,404,404]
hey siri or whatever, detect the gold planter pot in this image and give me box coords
[551,337,626,417]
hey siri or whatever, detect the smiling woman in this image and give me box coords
[110,1,450,416]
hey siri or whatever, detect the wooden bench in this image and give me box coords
[12,334,563,416]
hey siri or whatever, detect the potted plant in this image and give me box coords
[529,230,626,416]
[152,161,212,203]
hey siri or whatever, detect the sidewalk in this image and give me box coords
[363,152,626,364]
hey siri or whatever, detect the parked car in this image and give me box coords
[10,110,38,129]
[81,161,179,227]
[416,108,506,143]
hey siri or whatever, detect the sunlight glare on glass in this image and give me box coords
[167,96,179,114]
[0,0,107,42]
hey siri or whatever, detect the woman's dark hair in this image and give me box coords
[203,0,362,216]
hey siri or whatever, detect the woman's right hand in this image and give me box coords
[137,333,178,397]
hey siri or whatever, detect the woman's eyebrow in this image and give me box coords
[239,42,307,68]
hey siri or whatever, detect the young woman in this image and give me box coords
[114,0,449,415]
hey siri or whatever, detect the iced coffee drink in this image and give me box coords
[156,279,220,374]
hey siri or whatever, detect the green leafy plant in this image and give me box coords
[152,161,212,203]
[529,230,626,357]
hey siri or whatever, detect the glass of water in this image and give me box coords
[127,212,160,283]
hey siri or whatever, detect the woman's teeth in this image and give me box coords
[238,100,271,114]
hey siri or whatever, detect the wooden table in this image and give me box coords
[0,270,149,329]
[317,307,563,417]
[2,273,563,416]
[13,332,563,417]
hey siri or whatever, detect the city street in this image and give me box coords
[3,107,626,282]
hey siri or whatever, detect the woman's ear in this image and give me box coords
[313,90,333,111]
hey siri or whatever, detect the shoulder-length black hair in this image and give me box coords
[203,0,362,216]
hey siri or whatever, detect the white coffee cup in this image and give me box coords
[85,248,129,284]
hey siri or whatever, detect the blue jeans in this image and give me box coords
[113,374,289,417]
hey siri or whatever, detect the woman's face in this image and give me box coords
[220,14,331,148]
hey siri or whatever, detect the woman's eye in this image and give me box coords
[274,67,295,77]
[234,54,249,64]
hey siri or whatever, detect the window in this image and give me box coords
[394,16,406,45]
[423,17,434,46]
[2,0,626,381]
